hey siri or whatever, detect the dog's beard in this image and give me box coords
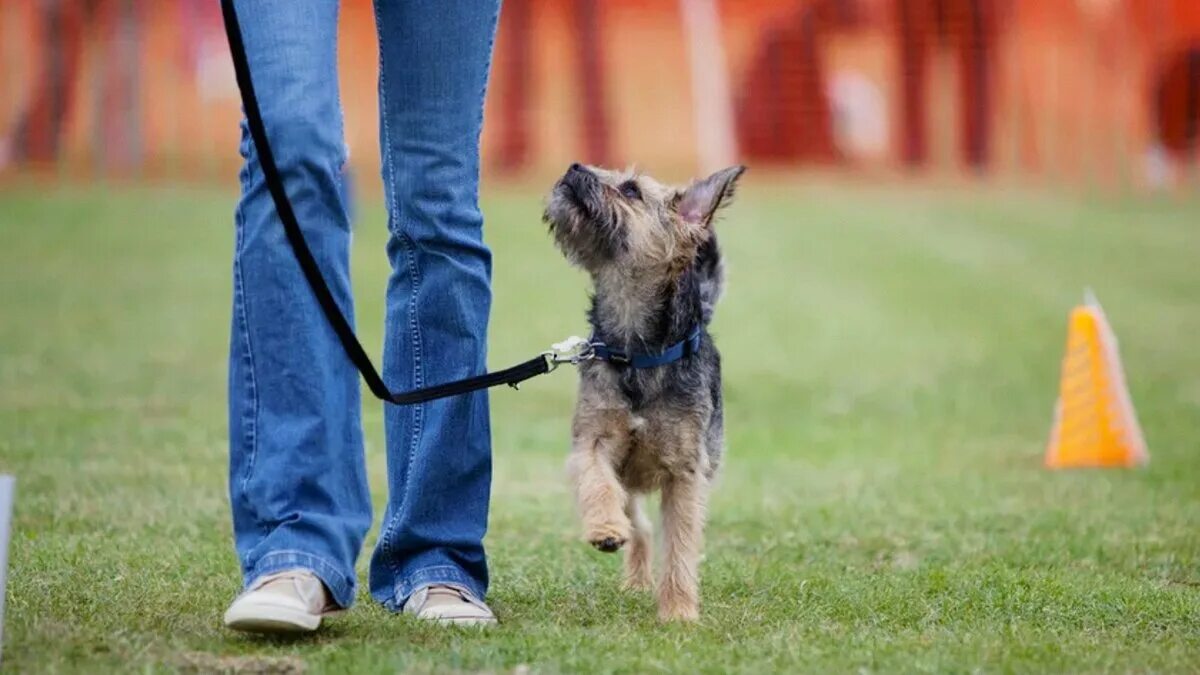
[555,181,595,220]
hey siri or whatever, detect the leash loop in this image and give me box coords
[542,336,596,372]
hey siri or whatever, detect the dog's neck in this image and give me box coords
[588,265,702,351]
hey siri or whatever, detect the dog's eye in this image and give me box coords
[619,181,642,201]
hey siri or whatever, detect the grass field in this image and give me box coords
[1,179,1198,673]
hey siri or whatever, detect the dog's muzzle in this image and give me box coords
[558,163,600,211]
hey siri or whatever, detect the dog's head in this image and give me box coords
[543,163,745,276]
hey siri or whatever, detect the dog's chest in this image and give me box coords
[618,410,701,491]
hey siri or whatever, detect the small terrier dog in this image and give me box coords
[544,162,745,621]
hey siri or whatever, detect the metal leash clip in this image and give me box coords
[543,335,596,371]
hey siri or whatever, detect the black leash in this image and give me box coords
[220,0,554,406]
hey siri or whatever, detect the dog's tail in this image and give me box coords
[695,234,725,324]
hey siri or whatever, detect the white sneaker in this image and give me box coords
[223,569,337,634]
[403,584,497,626]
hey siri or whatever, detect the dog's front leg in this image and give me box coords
[659,469,708,622]
[567,410,631,553]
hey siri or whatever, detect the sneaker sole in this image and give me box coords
[420,615,498,627]
[224,601,322,634]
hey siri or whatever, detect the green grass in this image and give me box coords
[1,179,1198,673]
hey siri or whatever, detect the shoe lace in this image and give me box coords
[426,584,469,602]
[255,572,325,608]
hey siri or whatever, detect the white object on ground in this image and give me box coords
[0,476,13,666]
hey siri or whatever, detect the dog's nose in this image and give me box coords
[562,163,593,190]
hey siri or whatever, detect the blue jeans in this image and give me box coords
[227,0,500,610]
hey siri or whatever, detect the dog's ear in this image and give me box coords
[677,165,746,228]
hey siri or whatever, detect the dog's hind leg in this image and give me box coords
[622,494,653,591]
[658,471,708,622]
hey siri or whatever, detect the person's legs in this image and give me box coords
[368,0,502,610]
[227,0,370,610]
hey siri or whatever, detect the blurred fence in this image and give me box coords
[1,0,1198,187]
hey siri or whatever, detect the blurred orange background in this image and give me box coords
[1,0,1197,187]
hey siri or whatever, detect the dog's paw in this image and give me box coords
[590,535,626,553]
[657,586,700,622]
[657,604,700,623]
[585,519,630,553]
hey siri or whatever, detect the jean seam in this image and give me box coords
[232,184,264,542]
[474,2,501,198]
[372,0,397,566]
[395,231,425,556]
[332,1,349,213]
[374,0,394,220]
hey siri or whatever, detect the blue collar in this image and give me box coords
[590,325,702,369]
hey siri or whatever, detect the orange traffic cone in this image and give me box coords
[1045,291,1148,468]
